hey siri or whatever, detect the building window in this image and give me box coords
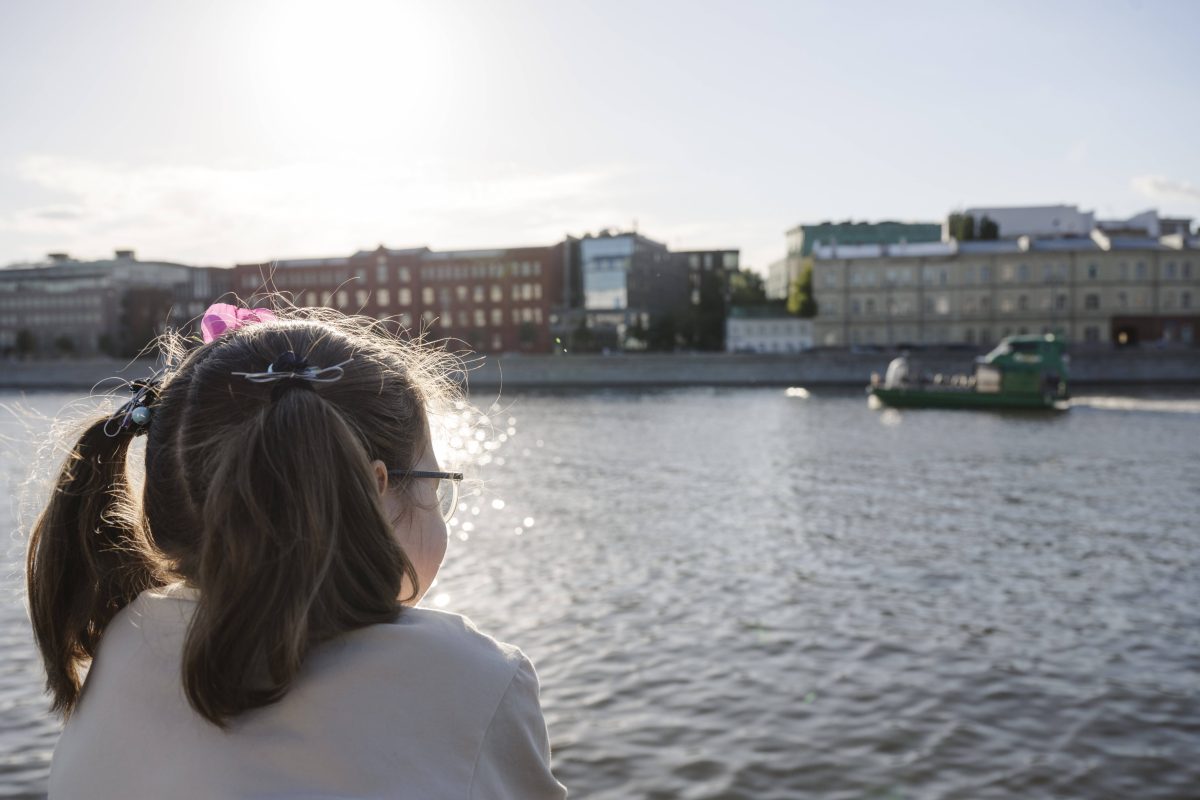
[399,288,412,305]
[1018,264,1029,282]
[491,308,502,325]
[378,288,391,306]
[1084,326,1100,343]
[1084,293,1099,310]
[492,334,503,350]
[422,287,434,304]
[1166,261,1177,279]
[981,296,991,311]
[474,309,486,327]
[456,285,468,302]
[512,284,520,300]
[1118,291,1127,309]
[457,311,468,327]
[337,290,349,308]
[981,265,992,283]
[490,285,502,302]
[1183,262,1193,279]
[473,285,484,303]
[1087,264,1098,280]
[1183,291,1192,310]
[1136,262,1147,279]
[305,291,318,307]
[1001,264,1014,282]
[534,284,543,300]
[398,266,411,282]
[1056,293,1067,311]
[422,310,434,325]
[865,298,875,314]
[376,265,388,283]
[1017,294,1028,311]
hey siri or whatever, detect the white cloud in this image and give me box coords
[0,155,631,264]
[1131,174,1200,204]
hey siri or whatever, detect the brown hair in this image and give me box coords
[26,309,460,726]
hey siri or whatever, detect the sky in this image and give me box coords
[0,0,1197,274]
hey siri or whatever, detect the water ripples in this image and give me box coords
[3,387,1200,798]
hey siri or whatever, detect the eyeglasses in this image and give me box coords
[387,469,464,522]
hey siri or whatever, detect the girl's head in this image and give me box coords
[26,307,462,726]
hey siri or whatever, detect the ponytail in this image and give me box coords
[26,416,160,717]
[182,386,414,726]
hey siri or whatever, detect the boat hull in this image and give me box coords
[870,387,1064,410]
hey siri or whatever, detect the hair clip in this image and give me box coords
[201,303,278,343]
[232,351,353,385]
[103,376,161,438]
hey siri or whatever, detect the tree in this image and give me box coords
[98,334,116,357]
[787,262,818,318]
[728,268,766,306]
[645,313,680,351]
[978,215,999,240]
[15,329,35,358]
[570,319,598,353]
[948,213,977,241]
[518,322,538,349]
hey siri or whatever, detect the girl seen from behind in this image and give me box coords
[26,304,566,799]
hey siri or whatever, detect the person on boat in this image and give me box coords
[26,303,566,799]
[884,351,910,388]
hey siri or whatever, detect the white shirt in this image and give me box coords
[50,584,567,799]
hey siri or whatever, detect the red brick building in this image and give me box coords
[235,242,571,353]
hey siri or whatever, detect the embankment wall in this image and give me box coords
[4,349,1200,392]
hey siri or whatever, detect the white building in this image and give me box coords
[766,257,792,300]
[725,308,813,353]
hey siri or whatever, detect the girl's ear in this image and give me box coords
[371,460,389,495]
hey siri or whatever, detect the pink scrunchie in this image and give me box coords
[201,303,278,343]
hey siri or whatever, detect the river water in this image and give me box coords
[2,387,1199,799]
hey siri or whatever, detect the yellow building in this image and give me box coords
[812,231,1199,348]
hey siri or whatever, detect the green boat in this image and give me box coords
[869,334,1069,410]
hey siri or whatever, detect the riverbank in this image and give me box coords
[4,348,1200,391]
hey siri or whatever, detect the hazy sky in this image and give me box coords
[1,0,1197,273]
